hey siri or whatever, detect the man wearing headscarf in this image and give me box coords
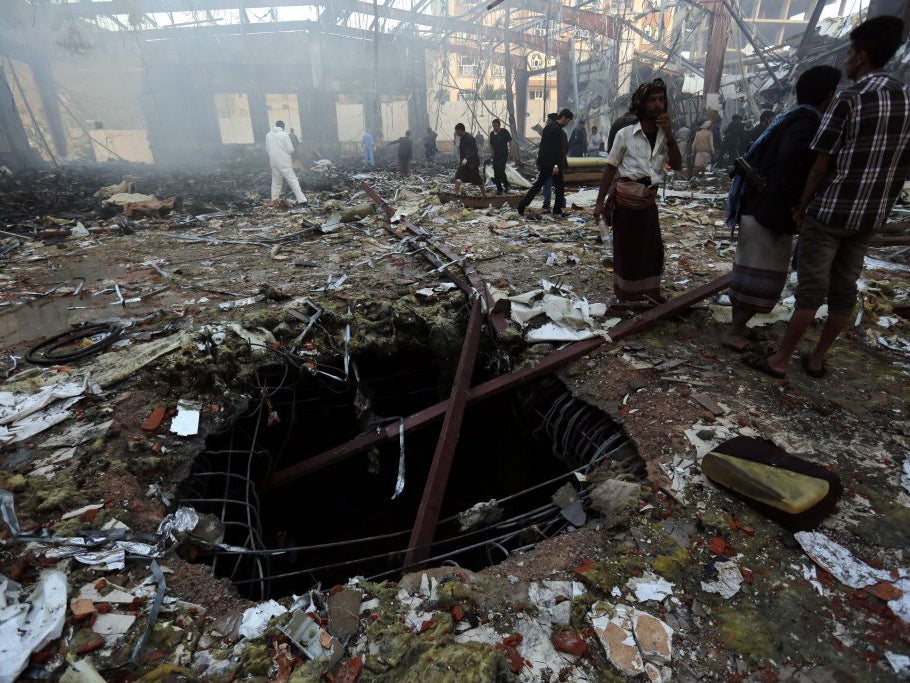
[594,79,682,302]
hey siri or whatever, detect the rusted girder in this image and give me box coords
[359,181,507,333]
[405,297,484,566]
[259,273,732,492]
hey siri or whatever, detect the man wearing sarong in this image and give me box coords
[594,79,682,302]
[722,65,842,351]
[454,123,486,196]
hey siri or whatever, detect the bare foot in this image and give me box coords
[721,332,752,352]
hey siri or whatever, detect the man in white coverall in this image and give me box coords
[265,120,307,204]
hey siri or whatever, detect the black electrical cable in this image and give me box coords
[25,323,123,366]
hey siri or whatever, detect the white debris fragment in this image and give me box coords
[800,564,825,596]
[885,650,910,675]
[626,572,675,603]
[239,600,287,639]
[39,420,113,449]
[61,502,104,520]
[0,570,67,683]
[170,400,201,437]
[92,612,137,637]
[887,576,910,624]
[700,561,744,599]
[794,531,891,589]
[902,458,910,497]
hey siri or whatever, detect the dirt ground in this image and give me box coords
[1,156,908,681]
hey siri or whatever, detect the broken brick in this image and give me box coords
[708,536,731,557]
[70,598,96,619]
[335,656,364,683]
[551,630,589,657]
[141,406,167,432]
[450,604,464,622]
[71,628,105,655]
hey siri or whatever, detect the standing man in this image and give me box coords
[391,130,413,176]
[474,130,486,157]
[721,114,746,164]
[588,125,603,156]
[675,121,691,171]
[748,16,910,379]
[593,80,682,301]
[362,130,375,167]
[722,65,842,351]
[265,120,307,205]
[424,127,438,160]
[569,120,588,157]
[692,121,715,173]
[454,123,486,196]
[489,118,512,195]
[517,108,574,216]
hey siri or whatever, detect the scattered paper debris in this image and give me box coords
[700,561,744,599]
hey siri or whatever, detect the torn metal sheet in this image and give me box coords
[0,379,85,426]
[130,560,166,663]
[0,570,67,683]
[794,531,892,589]
[39,420,113,449]
[0,396,83,446]
[391,419,406,500]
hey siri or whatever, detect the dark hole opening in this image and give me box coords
[177,347,639,600]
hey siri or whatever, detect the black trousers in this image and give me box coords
[492,158,509,191]
[519,167,564,211]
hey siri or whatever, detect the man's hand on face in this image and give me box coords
[656,113,673,135]
[461,158,467,166]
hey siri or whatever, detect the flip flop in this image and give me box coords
[800,353,827,379]
[742,352,786,379]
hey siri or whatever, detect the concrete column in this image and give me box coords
[515,67,529,137]
[29,56,67,158]
[703,0,730,115]
[0,65,34,168]
[556,57,571,110]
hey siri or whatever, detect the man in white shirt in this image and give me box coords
[265,120,307,204]
[588,125,603,156]
[594,79,682,301]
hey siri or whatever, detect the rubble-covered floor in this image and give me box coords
[1,158,909,682]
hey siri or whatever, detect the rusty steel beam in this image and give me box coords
[260,273,732,491]
[360,181,507,333]
[404,297,484,566]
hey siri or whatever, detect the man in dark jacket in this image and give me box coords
[743,110,775,152]
[568,120,588,156]
[390,130,413,176]
[517,108,574,216]
[424,128,438,160]
[722,66,842,351]
[489,119,512,194]
[454,123,486,195]
[721,114,747,163]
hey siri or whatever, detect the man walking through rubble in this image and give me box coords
[391,130,414,177]
[454,123,486,196]
[489,118,512,195]
[517,108,574,216]
[747,16,910,379]
[265,120,307,205]
[594,79,682,301]
[722,65,842,352]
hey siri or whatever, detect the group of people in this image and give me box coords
[591,15,909,380]
[265,15,909,381]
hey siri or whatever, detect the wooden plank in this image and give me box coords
[404,298,484,566]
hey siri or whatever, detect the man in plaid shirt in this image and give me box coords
[747,15,910,379]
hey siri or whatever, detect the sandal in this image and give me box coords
[743,352,786,379]
[800,353,827,379]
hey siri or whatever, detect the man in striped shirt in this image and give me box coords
[748,15,910,379]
